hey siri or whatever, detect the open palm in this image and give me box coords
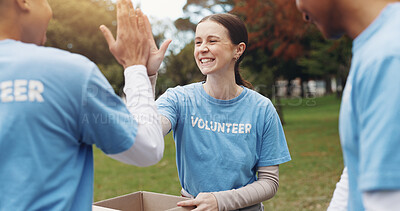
[144,15,172,76]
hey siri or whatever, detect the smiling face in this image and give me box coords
[194,20,238,76]
[296,0,344,39]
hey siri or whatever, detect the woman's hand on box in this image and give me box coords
[177,192,218,211]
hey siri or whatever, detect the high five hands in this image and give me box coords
[100,0,171,74]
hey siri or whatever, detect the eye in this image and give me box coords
[195,41,202,45]
[210,40,217,43]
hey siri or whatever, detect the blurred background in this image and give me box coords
[46,0,350,210]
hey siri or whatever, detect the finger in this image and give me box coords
[121,0,130,13]
[129,8,139,30]
[143,14,157,47]
[136,8,145,31]
[127,0,134,14]
[177,199,198,207]
[143,14,152,36]
[159,39,172,55]
[116,0,129,36]
[99,25,116,47]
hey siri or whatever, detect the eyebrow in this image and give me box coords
[195,35,221,40]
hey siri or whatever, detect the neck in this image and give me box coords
[203,68,243,100]
[341,0,395,39]
[0,12,22,41]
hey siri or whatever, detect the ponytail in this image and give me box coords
[234,61,253,89]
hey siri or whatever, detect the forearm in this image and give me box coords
[148,73,157,99]
[108,65,163,166]
[363,191,400,210]
[149,73,172,136]
[212,165,279,211]
[327,167,349,211]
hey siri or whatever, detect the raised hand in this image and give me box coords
[142,15,172,76]
[99,0,150,69]
[177,192,218,211]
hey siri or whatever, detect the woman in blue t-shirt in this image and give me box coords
[145,13,291,210]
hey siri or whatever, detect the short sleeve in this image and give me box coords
[258,103,291,167]
[156,88,181,131]
[357,56,400,191]
[79,66,137,154]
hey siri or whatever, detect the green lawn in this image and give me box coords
[93,95,344,210]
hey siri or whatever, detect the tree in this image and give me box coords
[233,0,310,59]
[47,0,117,65]
[298,36,352,96]
[158,41,204,96]
[183,0,234,18]
[46,0,124,93]
[232,0,351,97]
[175,0,235,32]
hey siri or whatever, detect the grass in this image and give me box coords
[93,95,343,210]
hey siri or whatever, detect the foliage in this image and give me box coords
[231,0,352,97]
[46,0,124,93]
[47,0,117,65]
[174,17,197,32]
[233,0,310,60]
[231,0,310,98]
[183,0,234,19]
[297,35,352,93]
[157,41,204,96]
[175,0,235,32]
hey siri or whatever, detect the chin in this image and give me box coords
[199,68,212,76]
[197,65,214,76]
[325,31,344,40]
[319,25,344,40]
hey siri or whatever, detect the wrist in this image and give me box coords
[124,59,147,69]
[124,65,147,73]
[148,72,158,77]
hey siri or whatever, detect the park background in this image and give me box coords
[46,0,348,209]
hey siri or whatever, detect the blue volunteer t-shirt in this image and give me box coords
[157,82,291,197]
[339,3,400,210]
[0,40,137,210]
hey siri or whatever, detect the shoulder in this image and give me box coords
[244,88,274,108]
[352,13,400,81]
[358,6,400,62]
[163,82,202,97]
[36,45,94,70]
[12,41,96,76]
[243,88,278,119]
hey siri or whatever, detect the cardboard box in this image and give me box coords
[93,191,194,211]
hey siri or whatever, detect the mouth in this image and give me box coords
[200,58,215,64]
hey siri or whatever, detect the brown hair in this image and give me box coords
[199,13,253,89]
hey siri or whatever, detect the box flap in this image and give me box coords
[142,191,194,211]
[164,207,194,211]
[93,191,195,211]
[92,205,120,211]
[93,192,142,211]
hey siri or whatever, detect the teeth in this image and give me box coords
[201,59,214,63]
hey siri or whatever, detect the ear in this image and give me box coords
[15,0,30,12]
[235,42,246,58]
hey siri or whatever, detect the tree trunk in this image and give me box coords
[275,96,285,125]
[274,81,285,125]
[325,76,332,95]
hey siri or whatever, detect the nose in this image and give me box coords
[199,43,209,53]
